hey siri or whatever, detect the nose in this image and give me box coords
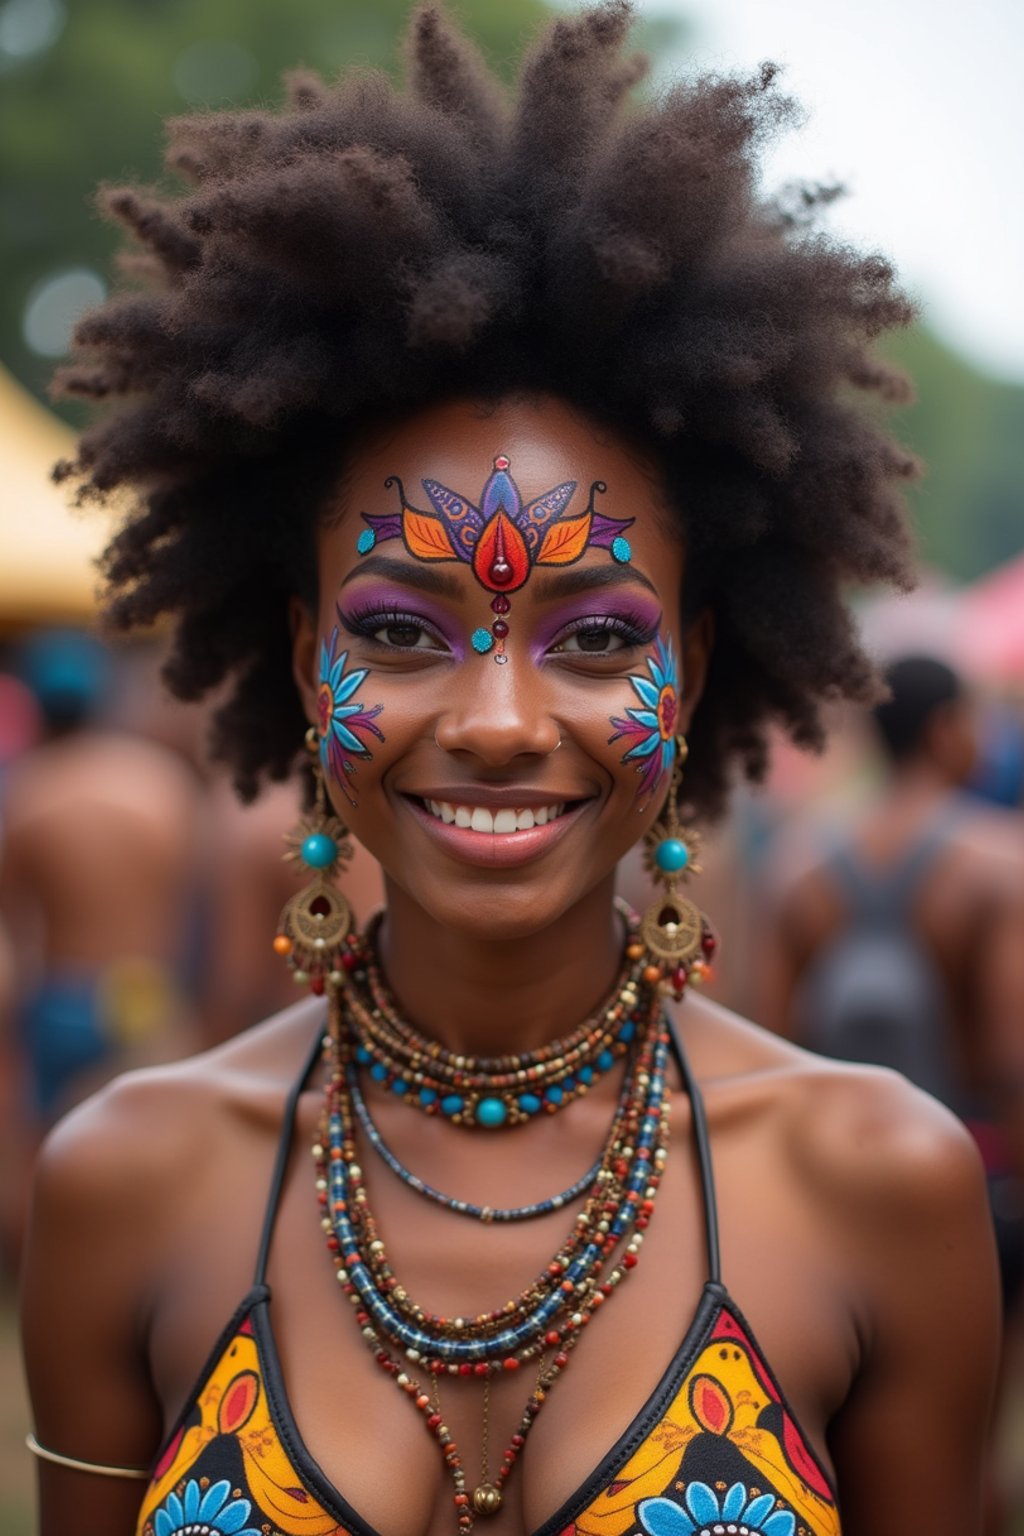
[433,664,562,765]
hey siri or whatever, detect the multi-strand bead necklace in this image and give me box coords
[345,912,648,1128]
[313,932,673,1534]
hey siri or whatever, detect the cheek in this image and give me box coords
[316,623,387,807]
[604,629,680,806]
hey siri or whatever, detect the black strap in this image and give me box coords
[254,1020,327,1286]
[253,1011,721,1289]
[664,1011,721,1286]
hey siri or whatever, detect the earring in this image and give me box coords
[273,727,358,996]
[638,737,717,1000]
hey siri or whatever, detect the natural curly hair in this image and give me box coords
[55,0,918,817]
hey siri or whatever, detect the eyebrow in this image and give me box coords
[531,564,659,602]
[340,553,661,604]
[340,554,466,601]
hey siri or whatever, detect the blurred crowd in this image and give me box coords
[0,628,384,1273]
[2,622,1024,1526]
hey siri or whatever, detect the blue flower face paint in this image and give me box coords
[356,455,635,662]
[608,632,679,802]
[318,617,385,804]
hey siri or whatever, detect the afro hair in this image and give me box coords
[54,0,919,817]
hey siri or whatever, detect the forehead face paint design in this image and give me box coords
[318,616,385,805]
[356,456,635,663]
[608,633,679,803]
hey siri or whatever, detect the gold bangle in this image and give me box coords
[26,1432,150,1480]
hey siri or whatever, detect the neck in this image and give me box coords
[375,875,626,1056]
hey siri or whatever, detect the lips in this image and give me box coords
[402,792,590,869]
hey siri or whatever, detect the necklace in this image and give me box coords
[347,909,647,1128]
[314,948,672,1534]
[348,1067,604,1221]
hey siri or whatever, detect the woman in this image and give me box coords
[21,6,1000,1535]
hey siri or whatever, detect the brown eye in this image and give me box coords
[383,623,424,648]
[576,630,614,652]
[556,628,626,654]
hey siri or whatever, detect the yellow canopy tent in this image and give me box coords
[0,363,115,630]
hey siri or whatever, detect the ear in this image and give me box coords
[290,595,320,729]
[677,606,713,733]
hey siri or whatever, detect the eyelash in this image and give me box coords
[340,606,448,651]
[339,604,658,655]
[551,612,659,652]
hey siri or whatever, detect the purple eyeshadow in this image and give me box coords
[530,594,663,657]
[337,584,466,658]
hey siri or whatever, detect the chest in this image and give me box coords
[147,1094,853,1536]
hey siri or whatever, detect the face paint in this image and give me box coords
[318,616,385,805]
[356,456,635,662]
[608,632,679,804]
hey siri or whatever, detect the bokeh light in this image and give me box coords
[21,267,105,358]
[0,0,64,65]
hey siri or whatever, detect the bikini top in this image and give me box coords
[134,1022,841,1536]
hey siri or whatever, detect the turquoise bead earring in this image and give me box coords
[640,736,717,998]
[274,727,359,995]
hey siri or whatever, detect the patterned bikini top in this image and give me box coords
[135,1025,841,1536]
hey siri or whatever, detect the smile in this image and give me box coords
[421,800,567,832]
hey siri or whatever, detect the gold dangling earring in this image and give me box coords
[640,736,717,1000]
[273,727,358,997]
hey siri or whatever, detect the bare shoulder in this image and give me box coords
[32,996,324,1231]
[681,993,986,1235]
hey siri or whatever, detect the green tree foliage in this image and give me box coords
[3,0,1019,585]
[0,0,550,411]
[884,326,1024,581]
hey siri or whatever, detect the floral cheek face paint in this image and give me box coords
[318,616,385,806]
[608,632,679,804]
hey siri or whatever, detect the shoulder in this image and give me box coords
[681,994,987,1246]
[31,996,324,1240]
[952,801,1024,885]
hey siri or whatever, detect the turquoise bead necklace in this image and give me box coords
[346,909,646,1129]
[313,967,671,1534]
[348,1062,623,1221]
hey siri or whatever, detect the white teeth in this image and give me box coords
[424,800,566,832]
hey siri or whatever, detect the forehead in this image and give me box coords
[319,394,684,596]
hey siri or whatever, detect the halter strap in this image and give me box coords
[254,1021,327,1287]
[254,1010,722,1289]
[664,1011,721,1286]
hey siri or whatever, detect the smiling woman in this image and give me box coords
[21,6,1000,1536]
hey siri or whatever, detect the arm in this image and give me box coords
[756,866,826,1043]
[20,1080,167,1535]
[978,881,1024,1179]
[822,1074,1001,1535]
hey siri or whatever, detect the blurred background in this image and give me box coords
[1,0,1022,1530]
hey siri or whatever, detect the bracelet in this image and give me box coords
[26,1432,150,1480]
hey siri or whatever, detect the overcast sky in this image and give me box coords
[651,0,1024,384]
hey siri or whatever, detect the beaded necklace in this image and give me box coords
[347,910,646,1128]
[314,948,672,1534]
[348,1068,604,1221]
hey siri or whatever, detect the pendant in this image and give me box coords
[472,1484,503,1516]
